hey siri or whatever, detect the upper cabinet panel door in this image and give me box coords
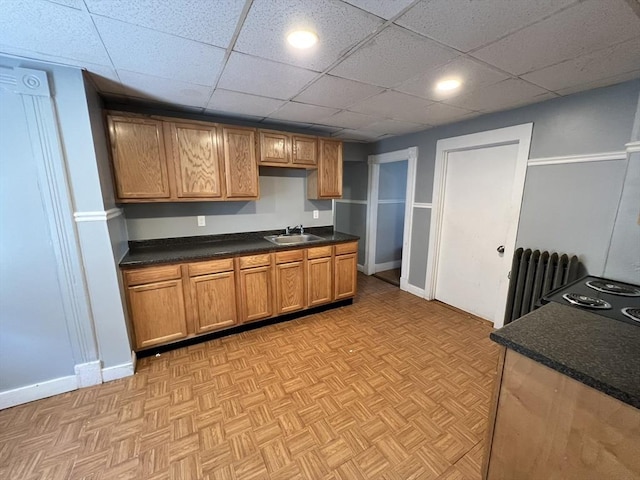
[259,130,290,166]
[222,127,259,199]
[168,122,223,199]
[108,115,170,199]
[318,139,343,198]
[292,135,317,167]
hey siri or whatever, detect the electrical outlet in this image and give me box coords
[313,209,319,219]
[197,215,206,227]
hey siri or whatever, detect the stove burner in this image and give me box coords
[621,307,640,323]
[562,293,612,309]
[586,280,640,297]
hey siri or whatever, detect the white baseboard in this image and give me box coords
[375,260,401,272]
[357,264,365,273]
[74,360,102,388]
[400,278,426,298]
[0,375,78,410]
[102,361,135,382]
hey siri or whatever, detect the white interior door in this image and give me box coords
[435,143,520,321]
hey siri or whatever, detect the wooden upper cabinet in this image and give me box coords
[222,127,259,199]
[292,135,317,167]
[308,139,343,199]
[258,130,317,168]
[108,115,170,199]
[259,130,290,166]
[167,121,223,199]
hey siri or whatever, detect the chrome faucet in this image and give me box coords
[285,224,304,235]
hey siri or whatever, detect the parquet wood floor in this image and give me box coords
[0,274,500,479]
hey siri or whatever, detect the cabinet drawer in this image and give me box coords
[188,258,234,277]
[275,249,304,264]
[239,253,272,269]
[125,264,182,286]
[335,242,358,255]
[307,245,332,259]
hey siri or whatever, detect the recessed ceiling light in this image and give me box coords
[287,30,318,49]
[435,79,462,91]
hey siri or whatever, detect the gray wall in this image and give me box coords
[375,161,407,265]
[124,168,333,240]
[335,142,368,265]
[370,80,640,289]
[604,153,640,284]
[0,88,76,390]
[517,160,627,274]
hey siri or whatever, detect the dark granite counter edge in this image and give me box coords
[489,332,639,409]
[120,228,360,268]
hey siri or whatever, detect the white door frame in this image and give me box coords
[424,124,532,325]
[365,147,418,291]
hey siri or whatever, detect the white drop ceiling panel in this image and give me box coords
[396,0,575,52]
[330,26,459,88]
[293,75,384,108]
[117,70,212,108]
[1,0,639,141]
[207,90,286,118]
[318,110,378,129]
[472,0,640,75]
[217,53,318,100]
[0,0,110,65]
[234,0,383,71]
[366,119,426,135]
[444,78,554,112]
[348,91,436,124]
[94,16,226,86]
[395,57,509,101]
[268,102,340,123]
[343,0,417,20]
[522,37,640,92]
[85,0,245,47]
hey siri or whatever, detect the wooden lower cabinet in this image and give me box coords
[190,271,237,333]
[334,242,358,300]
[127,279,188,349]
[307,256,333,307]
[483,348,640,480]
[123,242,358,351]
[275,261,305,314]
[239,264,274,322]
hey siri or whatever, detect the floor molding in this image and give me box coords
[0,375,78,410]
[75,360,102,388]
[401,279,426,298]
[102,361,135,382]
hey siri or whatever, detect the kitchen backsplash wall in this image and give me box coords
[123,167,333,240]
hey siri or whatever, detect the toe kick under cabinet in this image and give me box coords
[122,242,358,351]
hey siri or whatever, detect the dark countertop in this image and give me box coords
[120,227,359,268]
[490,303,640,409]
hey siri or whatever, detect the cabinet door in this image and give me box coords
[128,279,188,349]
[169,122,223,199]
[334,253,357,300]
[239,265,273,322]
[275,261,305,314]
[190,271,237,333]
[292,135,317,167]
[108,115,170,199]
[318,139,342,198]
[221,127,259,199]
[259,130,290,166]
[307,256,333,307]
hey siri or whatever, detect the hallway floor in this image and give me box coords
[373,268,401,287]
[0,274,499,479]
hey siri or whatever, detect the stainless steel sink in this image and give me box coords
[264,233,324,245]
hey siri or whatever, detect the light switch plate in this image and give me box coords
[197,215,206,227]
[313,210,319,219]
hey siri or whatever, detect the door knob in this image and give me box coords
[497,245,505,254]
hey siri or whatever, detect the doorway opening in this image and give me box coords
[365,147,417,291]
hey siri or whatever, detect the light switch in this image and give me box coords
[197,215,206,227]
[313,210,319,219]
